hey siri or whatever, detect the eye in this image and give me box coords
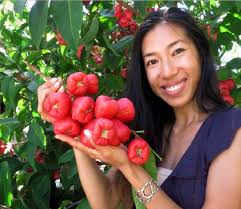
[173,48,185,56]
[146,59,159,66]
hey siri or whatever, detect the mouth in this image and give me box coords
[161,78,187,96]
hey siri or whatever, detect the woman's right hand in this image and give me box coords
[37,77,65,123]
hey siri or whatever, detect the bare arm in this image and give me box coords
[202,127,241,209]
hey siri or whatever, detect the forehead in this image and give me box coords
[142,23,191,53]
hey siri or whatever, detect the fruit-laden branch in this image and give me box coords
[116,0,141,17]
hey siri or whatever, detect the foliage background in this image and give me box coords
[0,0,241,208]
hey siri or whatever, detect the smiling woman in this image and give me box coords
[37,7,241,209]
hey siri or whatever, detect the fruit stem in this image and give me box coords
[23,60,49,81]
[130,129,162,162]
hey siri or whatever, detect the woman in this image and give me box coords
[37,7,241,209]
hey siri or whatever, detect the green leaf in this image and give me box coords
[29,1,48,48]
[132,187,146,209]
[0,161,13,207]
[103,32,119,56]
[79,15,99,45]
[31,174,50,209]
[0,117,20,125]
[226,58,241,70]
[27,121,47,149]
[52,0,83,50]
[102,74,124,91]
[58,149,74,164]
[1,77,21,111]
[112,35,133,53]
[76,197,91,209]
[134,1,148,16]
[143,149,157,180]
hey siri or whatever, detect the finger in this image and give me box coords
[37,88,54,113]
[55,134,101,157]
[58,85,65,93]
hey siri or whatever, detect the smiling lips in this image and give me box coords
[161,78,187,96]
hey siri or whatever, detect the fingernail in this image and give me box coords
[50,77,57,84]
[54,82,60,88]
[59,86,65,92]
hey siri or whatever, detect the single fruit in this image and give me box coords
[80,119,97,148]
[116,98,135,123]
[67,72,89,96]
[127,138,150,165]
[86,74,99,94]
[95,95,118,119]
[72,96,95,124]
[53,117,81,137]
[113,119,131,143]
[43,92,71,120]
[92,118,116,146]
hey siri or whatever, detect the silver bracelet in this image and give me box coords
[136,179,159,204]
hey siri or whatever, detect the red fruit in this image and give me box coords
[92,118,116,146]
[43,92,71,120]
[95,95,118,119]
[124,9,133,20]
[113,119,131,143]
[222,94,234,105]
[129,19,138,34]
[76,45,85,59]
[83,0,90,5]
[55,31,67,45]
[127,138,150,165]
[67,72,89,96]
[72,96,95,124]
[225,79,235,90]
[114,4,123,19]
[80,119,97,148]
[146,8,156,13]
[118,16,130,28]
[35,150,45,164]
[93,55,103,64]
[52,170,61,180]
[0,142,5,155]
[116,98,135,123]
[120,68,128,79]
[26,167,33,173]
[53,117,81,138]
[86,74,99,94]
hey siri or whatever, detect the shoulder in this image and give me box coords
[204,107,241,164]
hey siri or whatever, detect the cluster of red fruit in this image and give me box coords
[203,25,218,43]
[219,78,235,105]
[114,4,138,33]
[0,140,14,156]
[43,72,150,165]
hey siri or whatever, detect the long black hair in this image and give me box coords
[123,7,227,157]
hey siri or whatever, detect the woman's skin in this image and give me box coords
[38,23,241,209]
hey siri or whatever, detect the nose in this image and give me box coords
[160,58,178,80]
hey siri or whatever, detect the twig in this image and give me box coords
[66,200,81,209]
[23,61,49,81]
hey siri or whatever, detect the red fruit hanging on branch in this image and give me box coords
[43,92,72,120]
[53,117,81,137]
[95,95,118,119]
[72,96,95,124]
[55,31,67,45]
[120,68,128,79]
[76,45,85,59]
[116,98,135,123]
[127,138,150,165]
[67,72,89,96]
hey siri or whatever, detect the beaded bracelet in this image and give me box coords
[136,179,159,204]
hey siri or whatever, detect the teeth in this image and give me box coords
[165,81,184,92]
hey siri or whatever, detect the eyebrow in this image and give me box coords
[143,39,186,58]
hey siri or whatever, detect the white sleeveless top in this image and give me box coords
[157,167,173,186]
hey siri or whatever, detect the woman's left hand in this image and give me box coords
[56,134,130,169]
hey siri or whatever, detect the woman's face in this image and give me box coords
[142,22,201,108]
